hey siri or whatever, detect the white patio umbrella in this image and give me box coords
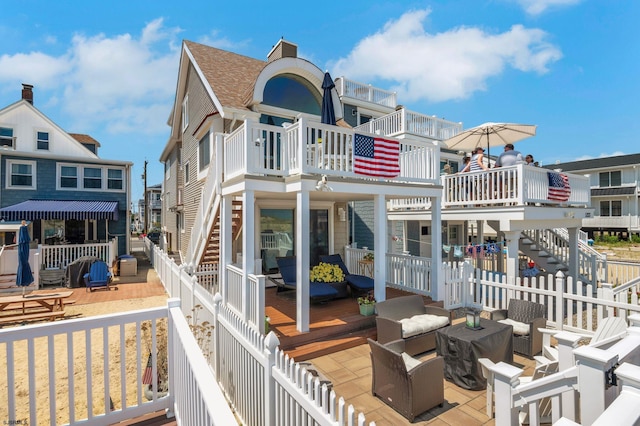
[444,122,537,162]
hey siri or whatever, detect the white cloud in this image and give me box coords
[331,9,562,103]
[0,18,181,135]
[515,0,582,16]
[198,30,250,51]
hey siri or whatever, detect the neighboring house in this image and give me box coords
[0,84,132,255]
[138,183,162,233]
[544,154,640,239]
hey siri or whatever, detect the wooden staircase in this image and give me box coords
[200,198,243,265]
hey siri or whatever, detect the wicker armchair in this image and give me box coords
[368,338,444,421]
[490,299,546,358]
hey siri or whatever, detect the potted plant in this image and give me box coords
[363,252,374,261]
[310,262,348,298]
[357,291,376,316]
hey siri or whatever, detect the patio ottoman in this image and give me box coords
[118,255,137,277]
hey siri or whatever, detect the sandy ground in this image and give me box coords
[0,294,169,425]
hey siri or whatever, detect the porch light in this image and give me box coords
[337,207,346,222]
[465,308,481,330]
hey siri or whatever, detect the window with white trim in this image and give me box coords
[7,160,36,189]
[599,171,621,187]
[60,166,78,188]
[36,131,49,150]
[107,169,123,190]
[182,95,189,132]
[84,167,102,189]
[198,131,210,172]
[0,127,14,148]
[184,161,190,184]
[600,200,622,217]
[165,158,171,180]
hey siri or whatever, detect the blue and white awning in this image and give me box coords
[0,200,119,221]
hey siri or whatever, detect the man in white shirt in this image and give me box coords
[495,143,523,167]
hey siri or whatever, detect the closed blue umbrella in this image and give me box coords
[16,221,34,296]
[321,71,336,125]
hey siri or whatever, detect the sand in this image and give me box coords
[0,294,169,425]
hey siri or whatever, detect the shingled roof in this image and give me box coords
[542,153,640,172]
[184,40,267,110]
[69,133,101,147]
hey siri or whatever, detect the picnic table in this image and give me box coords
[0,290,73,324]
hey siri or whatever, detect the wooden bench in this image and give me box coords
[0,310,66,325]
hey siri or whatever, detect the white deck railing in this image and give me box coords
[40,239,116,269]
[223,118,441,185]
[353,108,463,141]
[440,164,590,207]
[334,76,397,108]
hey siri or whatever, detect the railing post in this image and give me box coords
[167,297,181,418]
[600,283,615,317]
[573,345,619,426]
[263,331,279,426]
[555,271,565,330]
[212,293,222,376]
[492,362,523,426]
[554,331,583,420]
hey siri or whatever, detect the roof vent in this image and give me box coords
[267,39,298,62]
[21,83,33,104]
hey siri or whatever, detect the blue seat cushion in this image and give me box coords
[310,282,339,299]
[346,274,374,292]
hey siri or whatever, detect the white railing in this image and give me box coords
[353,108,463,141]
[583,215,640,230]
[194,262,219,294]
[260,232,293,252]
[224,118,441,184]
[40,239,115,269]
[606,260,640,286]
[442,164,591,208]
[334,76,397,108]
[386,252,434,296]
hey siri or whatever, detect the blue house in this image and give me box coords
[0,84,132,255]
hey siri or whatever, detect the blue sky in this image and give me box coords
[1,0,638,202]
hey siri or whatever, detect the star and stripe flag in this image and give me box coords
[353,133,400,178]
[142,352,154,385]
[547,171,571,202]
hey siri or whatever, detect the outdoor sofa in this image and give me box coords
[375,295,452,356]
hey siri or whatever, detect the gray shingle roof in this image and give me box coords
[542,153,640,172]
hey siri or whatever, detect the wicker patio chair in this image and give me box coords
[490,299,546,358]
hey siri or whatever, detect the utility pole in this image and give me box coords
[143,160,148,235]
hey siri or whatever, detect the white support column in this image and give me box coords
[220,195,233,304]
[296,191,310,332]
[504,230,520,283]
[573,345,619,426]
[492,362,523,426]
[567,227,579,282]
[374,194,386,303]
[431,195,443,301]
[242,190,255,322]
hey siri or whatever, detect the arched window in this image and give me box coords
[262,74,321,115]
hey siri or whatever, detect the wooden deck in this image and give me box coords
[266,286,441,361]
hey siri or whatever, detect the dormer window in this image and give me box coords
[0,127,14,148]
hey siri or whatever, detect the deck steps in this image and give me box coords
[283,327,377,362]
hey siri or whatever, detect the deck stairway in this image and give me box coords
[517,228,605,286]
[199,198,243,265]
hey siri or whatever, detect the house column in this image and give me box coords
[431,195,443,301]
[296,191,310,332]
[567,226,579,281]
[504,230,520,283]
[373,194,387,303]
[242,190,255,323]
[220,194,233,304]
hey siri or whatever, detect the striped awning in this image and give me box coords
[0,200,119,221]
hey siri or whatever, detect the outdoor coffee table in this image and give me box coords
[435,319,513,390]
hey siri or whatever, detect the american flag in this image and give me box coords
[353,133,400,178]
[547,171,571,202]
[142,352,154,385]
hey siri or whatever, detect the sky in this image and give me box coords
[1,0,638,203]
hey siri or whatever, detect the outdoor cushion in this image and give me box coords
[309,282,340,299]
[400,314,450,338]
[401,352,421,371]
[345,274,374,292]
[498,318,530,336]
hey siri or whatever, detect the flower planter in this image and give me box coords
[359,303,375,316]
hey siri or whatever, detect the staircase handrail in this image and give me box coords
[186,132,222,265]
[553,227,608,284]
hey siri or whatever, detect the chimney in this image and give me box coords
[22,84,33,104]
[267,39,298,63]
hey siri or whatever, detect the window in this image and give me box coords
[182,95,189,132]
[107,169,123,190]
[600,200,622,217]
[198,132,210,172]
[83,167,102,189]
[599,171,621,187]
[0,127,14,148]
[184,161,190,184]
[7,160,35,189]
[60,166,78,188]
[36,131,49,150]
[262,74,320,115]
[165,158,171,180]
